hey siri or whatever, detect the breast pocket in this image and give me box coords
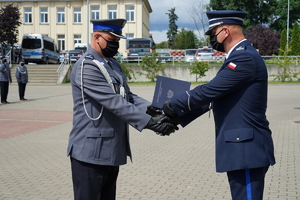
[224,128,254,143]
[82,128,115,161]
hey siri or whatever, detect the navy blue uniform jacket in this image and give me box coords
[170,40,275,172]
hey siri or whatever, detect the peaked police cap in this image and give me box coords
[91,19,127,39]
[205,10,247,35]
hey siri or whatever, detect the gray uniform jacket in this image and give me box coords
[15,65,28,83]
[67,47,151,166]
[0,62,12,82]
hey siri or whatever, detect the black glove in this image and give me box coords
[145,114,179,136]
[162,100,180,124]
[146,105,163,117]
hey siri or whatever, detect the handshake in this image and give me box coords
[144,102,179,136]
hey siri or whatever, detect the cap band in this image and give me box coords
[209,17,244,23]
[93,24,122,33]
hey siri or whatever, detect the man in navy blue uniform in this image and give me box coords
[163,10,275,200]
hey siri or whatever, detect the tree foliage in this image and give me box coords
[173,28,197,49]
[166,8,178,48]
[288,22,300,55]
[139,51,165,82]
[188,61,209,82]
[243,24,280,55]
[208,0,300,32]
[279,29,287,55]
[270,0,300,31]
[269,49,300,82]
[208,0,277,28]
[0,4,21,45]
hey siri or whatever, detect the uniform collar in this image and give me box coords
[226,39,247,59]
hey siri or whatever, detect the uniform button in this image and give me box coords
[236,137,240,141]
[181,110,185,113]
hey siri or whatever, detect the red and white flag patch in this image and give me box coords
[228,62,237,69]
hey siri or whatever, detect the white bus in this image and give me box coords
[21,34,60,64]
[74,43,88,53]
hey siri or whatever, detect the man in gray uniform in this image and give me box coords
[67,18,178,200]
[15,60,28,101]
[0,56,12,104]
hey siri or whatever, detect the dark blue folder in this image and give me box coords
[152,76,191,109]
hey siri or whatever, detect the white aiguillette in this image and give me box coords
[152,76,191,109]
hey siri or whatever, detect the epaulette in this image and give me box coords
[85,54,95,60]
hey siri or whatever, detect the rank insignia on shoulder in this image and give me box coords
[85,54,94,59]
[236,46,244,51]
[228,62,237,69]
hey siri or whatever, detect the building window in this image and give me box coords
[40,8,48,23]
[126,33,134,39]
[24,8,32,23]
[91,6,100,20]
[108,6,117,19]
[57,8,65,23]
[74,35,82,44]
[126,5,135,22]
[58,35,65,51]
[74,8,81,23]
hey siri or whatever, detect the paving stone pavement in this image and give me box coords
[0,84,299,200]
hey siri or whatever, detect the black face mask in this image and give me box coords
[21,63,24,66]
[98,35,119,58]
[2,59,6,63]
[210,29,227,52]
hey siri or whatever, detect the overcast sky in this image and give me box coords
[148,0,210,43]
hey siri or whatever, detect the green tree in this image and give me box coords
[208,0,277,28]
[289,22,300,55]
[271,0,300,31]
[166,8,178,48]
[0,3,21,60]
[188,61,209,82]
[139,51,165,82]
[270,50,300,82]
[173,28,196,49]
[120,63,135,81]
[156,41,168,49]
[279,29,287,55]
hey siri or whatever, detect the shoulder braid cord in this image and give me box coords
[80,58,125,121]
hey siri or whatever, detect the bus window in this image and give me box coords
[22,39,41,49]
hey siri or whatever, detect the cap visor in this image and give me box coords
[109,31,127,39]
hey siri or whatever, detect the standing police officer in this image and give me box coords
[15,60,28,101]
[0,56,12,104]
[163,10,275,200]
[67,18,177,200]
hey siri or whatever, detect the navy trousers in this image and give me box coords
[70,157,119,200]
[0,81,9,102]
[227,167,269,200]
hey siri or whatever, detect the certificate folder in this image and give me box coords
[152,76,191,109]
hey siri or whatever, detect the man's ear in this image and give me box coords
[94,33,101,42]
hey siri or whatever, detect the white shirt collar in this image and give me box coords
[225,39,247,59]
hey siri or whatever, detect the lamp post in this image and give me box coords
[286,0,290,50]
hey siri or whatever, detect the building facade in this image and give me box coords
[0,0,152,57]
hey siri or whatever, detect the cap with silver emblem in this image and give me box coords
[91,19,127,39]
[205,10,247,35]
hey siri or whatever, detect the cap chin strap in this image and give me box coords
[80,58,125,121]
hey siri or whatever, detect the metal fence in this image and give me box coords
[115,55,300,65]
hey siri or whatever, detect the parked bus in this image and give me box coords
[126,38,153,61]
[74,43,88,53]
[21,34,60,64]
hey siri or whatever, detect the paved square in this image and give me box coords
[0,84,299,199]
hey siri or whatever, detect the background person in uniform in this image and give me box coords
[0,56,12,104]
[15,60,28,101]
[67,18,178,200]
[162,10,275,200]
